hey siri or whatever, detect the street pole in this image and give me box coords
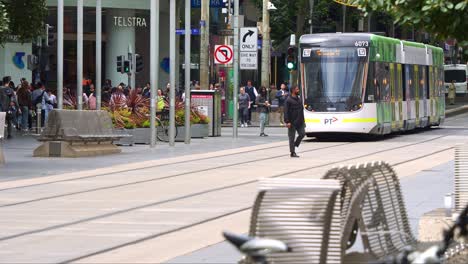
[96,0,102,110]
[150,0,160,148]
[261,0,270,89]
[342,5,346,32]
[200,0,210,89]
[57,0,63,109]
[169,0,176,146]
[184,0,191,144]
[233,0,239,138]
[309,0,314,34]
[77,0,83,110]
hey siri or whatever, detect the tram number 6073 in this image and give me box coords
[354,41,369,47]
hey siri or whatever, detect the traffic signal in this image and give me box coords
[286,46,297,71]
[45,24,55,47]
[124,60,130,73]
[117,55,124,73]
[135,54,143,73]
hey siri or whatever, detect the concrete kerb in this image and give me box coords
[445,105,468,118]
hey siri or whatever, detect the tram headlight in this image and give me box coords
[350,103,362,111]
[306,105,313,111]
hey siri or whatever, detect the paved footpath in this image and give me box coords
[0,127,288,180]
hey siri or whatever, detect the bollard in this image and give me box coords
[444,193,453,217]
[36,110,42,134]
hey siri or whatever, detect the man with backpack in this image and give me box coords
[31,82,51,127]
[0,76,18,139]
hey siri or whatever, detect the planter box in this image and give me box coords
[117,124,209,144]
[114,128,135,146]
[134,128,151,144]
[176,124,209,141]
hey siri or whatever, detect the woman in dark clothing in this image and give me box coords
[256,86,270,136]
[238,87,250,127]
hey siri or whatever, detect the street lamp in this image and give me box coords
[261,1,277,89]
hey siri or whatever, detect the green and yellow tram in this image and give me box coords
[299,33,445,137]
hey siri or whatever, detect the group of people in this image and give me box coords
[238,81,305,158]
[0,76,57,139]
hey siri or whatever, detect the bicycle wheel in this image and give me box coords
[156,118,169,142]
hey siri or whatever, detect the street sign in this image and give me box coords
[176,28,201,35]
[240,51,258,70]
[214,45,233,64]
[218,29,233,36]
[240,27,258,52]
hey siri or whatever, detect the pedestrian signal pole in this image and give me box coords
[287,34,297,88]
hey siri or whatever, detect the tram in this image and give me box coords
[299,33,445,138]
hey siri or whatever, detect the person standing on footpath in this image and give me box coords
[448,80,456,105]
[244,80,258,125]
[256,86,270,136]
[284,86,305,158]
[276,83,289,126]
[238,87,250,127]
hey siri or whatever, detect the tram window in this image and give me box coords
[395,64,402,100]
[374,62,390,102]
[405,65,415,100]
[366,62,375,102]
[418,65,425,99]
[424,66,429,99]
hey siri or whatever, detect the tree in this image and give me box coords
[0,0,47,45]
[352,0,468,44]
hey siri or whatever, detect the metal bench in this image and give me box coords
[455,144,468,213]
[246,178,342,264]
[323,161,436,261]
[0,112,5,164]
[33,109,131,157]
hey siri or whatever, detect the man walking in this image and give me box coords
[284,86,305,158]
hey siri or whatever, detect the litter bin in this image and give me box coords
[190,90,221,136]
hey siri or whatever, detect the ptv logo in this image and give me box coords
[324,117,338,125]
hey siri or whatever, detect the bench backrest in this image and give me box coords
[248,178,342,264]
[41,109,114,139]
[0,112,5,140]
[324,161,417,259]
[455,144,468,212]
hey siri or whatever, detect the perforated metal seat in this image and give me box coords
[247,178,342,264]
[455,144,468,213]
[324,161,419,259]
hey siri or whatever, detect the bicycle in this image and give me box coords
[224,204,468,264]
[155,109,178,142]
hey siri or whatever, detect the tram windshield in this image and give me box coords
[303,47,367,112]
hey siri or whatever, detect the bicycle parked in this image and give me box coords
[224,204,468,264]
[155,109,178,142]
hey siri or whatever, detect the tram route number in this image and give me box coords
[354,41,369,47]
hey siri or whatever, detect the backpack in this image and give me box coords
[33,91,45,106]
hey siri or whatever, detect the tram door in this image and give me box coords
[404,65,412,122]
[421,66,428,120]
[390,63,397,129]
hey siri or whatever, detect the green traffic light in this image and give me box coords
[287,62,295,70]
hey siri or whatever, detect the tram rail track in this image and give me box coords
[0,135,450,247]
[59,144,454,263]
[0,142,350,192]
[0,134,447,208]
